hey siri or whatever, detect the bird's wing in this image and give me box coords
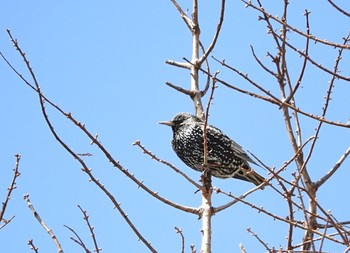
[205,124,258,166]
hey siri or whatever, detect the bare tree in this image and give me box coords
[1,0,350,252]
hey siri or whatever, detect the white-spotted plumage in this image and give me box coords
[160,113,265,187]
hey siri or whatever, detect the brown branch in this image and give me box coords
[5,29,163,253]
[285,9,311,104]
[0,154,21,229]
[250,45,277,78]
[198,0,226,65]
[175,227,185,253]
[27,239,39,253]
[210,56,350,128]
[327,0,350,17]
[275,31,350,82]
[243,0,350,49]
[64,225,91,253]
[198,41,211,97]
[5,30,200,216]
[77,205,100,253]
[165,81,194,96]
[212,136,313,215]
[214,188,345,245]
[24,194,64,253]
[247,228,272,252]
[132,140,201,189]
[300,32,350,190]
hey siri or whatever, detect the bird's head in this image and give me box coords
[159,112,197,131]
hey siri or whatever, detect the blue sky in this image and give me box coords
[1,1,350,252]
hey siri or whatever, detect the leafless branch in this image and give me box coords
[170,0,195,32]
[165,81,194,96]
[4,29,160,253]
[327,0,350,17]
[198,41,211,97]
[77,205,101,253]
[4,31,200,215]
[165,59,191,69]
[198,0,225,65]
[64,225,91,253]
[133,140,201,189]
[24,194,64,253]
[175,226,185,253]
[315,146,350,188]
[27,239,39,253]
[284,9,311,104]
[0,154,21,229]
[243,0,350,49]
[210,56,350,128]
[247,227,272,252]
[215,188,345,245]
[275,31,350,82]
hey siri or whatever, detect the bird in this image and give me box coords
[159,112,265,187]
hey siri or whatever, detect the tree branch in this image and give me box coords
[0,154,21,229]
[77,205,101,253]
[64,225,91,253]
[314,146,350,188]
[198,0,225,65]
[24,194,64,253]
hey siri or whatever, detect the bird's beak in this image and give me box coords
[158,120,173,126]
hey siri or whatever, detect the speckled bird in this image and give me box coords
[160,112,265,186]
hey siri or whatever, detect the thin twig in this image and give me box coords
[327,0,350,17]
[0,154,21,229]
[24,194,64,253]
[64,225,91,253]
[209,57,350,128]
[27,239,39,253]
[77,205,100,253]
[243,0,350,49]
[284,9,311,104]
[275,31,350,82]
[175,226,185,253]
[198,0,226,65]
[4,29,162,253]
[198,41,211,97]
[132,140,201,189]
[214,188,344,245]
[4,30,199,215]
[247,228,272,252]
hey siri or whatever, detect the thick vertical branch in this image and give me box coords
[188,2,211,252]
[191,0,204,119]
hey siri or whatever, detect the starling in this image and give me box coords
[159,112,265,187]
